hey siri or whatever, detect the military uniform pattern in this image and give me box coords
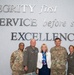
[12,71,24,75]
[50,46,68,75]
[10,50,24,75]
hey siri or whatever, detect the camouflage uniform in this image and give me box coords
[10,50,24,75]
[50,46,68,75]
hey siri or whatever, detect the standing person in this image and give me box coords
[67,45,74,75]
[10,42,25,75]
[50,38,68,75]
[37,44,51,75]
[23,39,38,75]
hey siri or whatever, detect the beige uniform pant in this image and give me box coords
[51,69,66,75]
[12,71,25,75]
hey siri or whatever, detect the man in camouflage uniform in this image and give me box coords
[10,42,25,75]
[50,38,68,75]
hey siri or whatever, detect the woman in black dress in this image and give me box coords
[37,44,51,75]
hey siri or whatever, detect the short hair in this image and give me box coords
[30,39,36,43]
[69,45,74,49]
[40,43,48,52]
[19,42,24,47]
[54,38,61,41]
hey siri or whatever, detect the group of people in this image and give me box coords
[10,38,74,75]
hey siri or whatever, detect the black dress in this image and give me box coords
[39,52,51,75]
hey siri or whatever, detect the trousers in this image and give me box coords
[12,71,24,75]
[51,69,66,75]
[24,72,37,75]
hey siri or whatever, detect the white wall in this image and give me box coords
[0,0,74,75]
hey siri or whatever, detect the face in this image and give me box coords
[30,39,36,47]
[69,46,74,53]
[42,45,47,52]
[19,43,24,51]
[55,39,61,47]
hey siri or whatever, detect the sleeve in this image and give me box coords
[37,53,39,68]
[50,48,52,53]
[64,48,68,62]
[23,49,28,67]
[49,52,51,68]
[10,52,15,69]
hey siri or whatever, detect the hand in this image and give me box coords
[24,66,28,71]
[36,69,39,74]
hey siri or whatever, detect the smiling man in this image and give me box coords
[23,39,39,75]
[50,38,68,75]
[10,42,25,75]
